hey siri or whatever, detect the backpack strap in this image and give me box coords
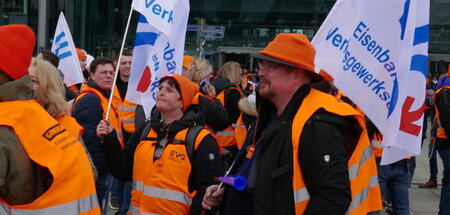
[185,125,204,160]
[139,121,153,142]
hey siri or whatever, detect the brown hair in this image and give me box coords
[90,57,115,74]
[39,50,60,67]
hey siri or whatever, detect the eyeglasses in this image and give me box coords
[258,62,288,71]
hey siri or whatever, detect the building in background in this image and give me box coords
[1,0,449,74]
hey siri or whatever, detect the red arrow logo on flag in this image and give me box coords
[136,66,152,93]
[399,96,424,136]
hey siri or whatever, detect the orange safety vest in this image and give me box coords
[74,85,124,147]
[434,86,450,139]
[291,89,382,215]
[112,86,138,133]
[216,87,247,149]
[241,73,254,91]
[57,114,84,139]
[371,133,384,158]
[0,100,100,215]
[128,127,212,215]
[68,85,80,95]
[369,133,411,160]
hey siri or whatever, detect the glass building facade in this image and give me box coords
[1,0,449,73]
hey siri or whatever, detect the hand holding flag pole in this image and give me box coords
[104,8,135,122]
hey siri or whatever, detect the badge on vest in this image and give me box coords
[169,150,186,163]
[43,123,66,141]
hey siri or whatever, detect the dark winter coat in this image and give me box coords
[222,84,359,215]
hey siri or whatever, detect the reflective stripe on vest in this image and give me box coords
[123,118,135,124]
[346,175,379,213]
[348,145,373,180]
[0,194,98,215]
[215,130,235,137]
[133,180,144,192]
[371,140,383,148]
[293,187,310,204]
[143,186,193,205]
[127,204,140,215]
[232,123,246,129]
[118,105,137,112]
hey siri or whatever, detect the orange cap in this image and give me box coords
[319,70,334,82]
[183,56,195,68]
[252,33,322,82]
[161,74,199,112]
[76,48,87,60]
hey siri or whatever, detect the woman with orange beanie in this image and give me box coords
[97,74,223,214]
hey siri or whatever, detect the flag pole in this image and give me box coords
[105,8,134,120]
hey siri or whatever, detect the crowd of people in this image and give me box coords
[1,23,450,215]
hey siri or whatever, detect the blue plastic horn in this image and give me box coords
[216,175,247,190]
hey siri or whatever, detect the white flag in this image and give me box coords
[132,0,175,36]
[50,12,84,87]
[127,0,189,118]
[312,0,429,164]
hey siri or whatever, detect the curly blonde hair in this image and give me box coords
[187,59,213,84]
[217,61,242,86]
[30,58,68,118]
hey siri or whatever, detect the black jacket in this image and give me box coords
[73,80,111,176]
[197,93,231,131]
[102,104,224,215]
[222,85,358,215]
[435,87,450,150]
[211,76,242,123]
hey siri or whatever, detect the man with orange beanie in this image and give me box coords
[0,24,100,214]
[202,33,381,215]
